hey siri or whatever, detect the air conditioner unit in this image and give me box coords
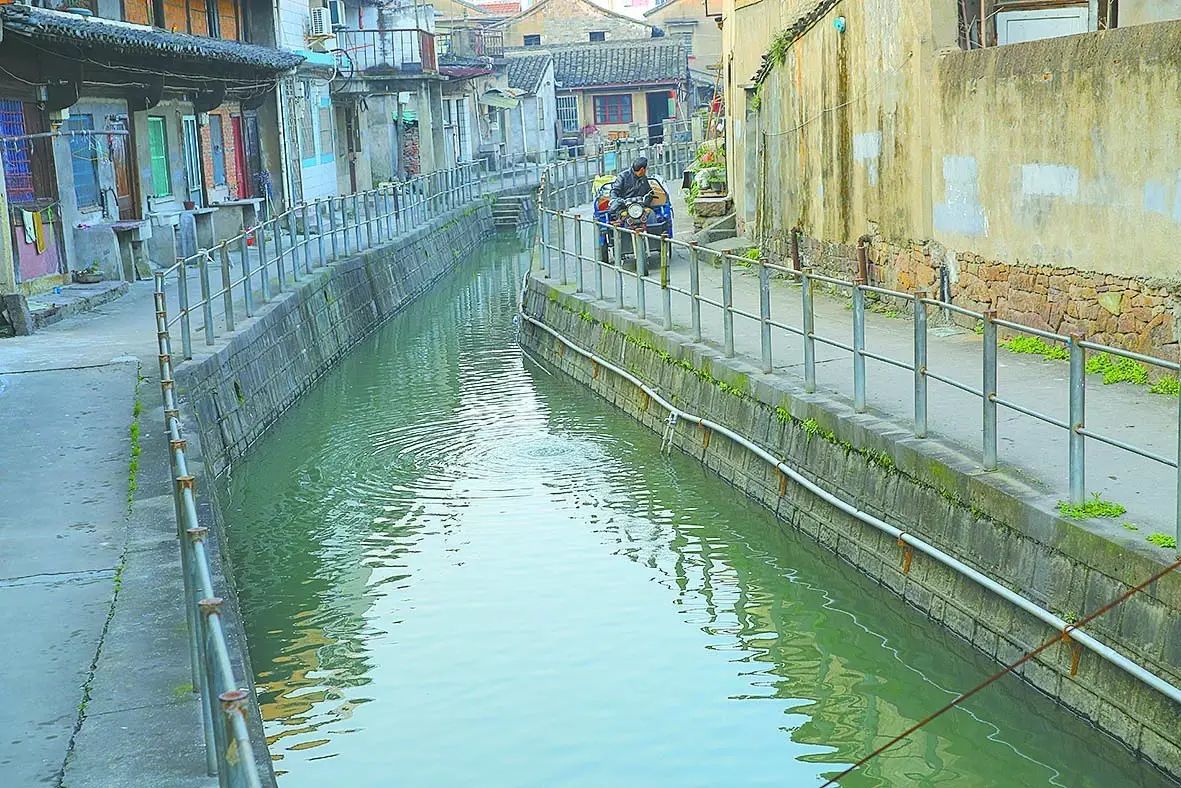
[310,6,333,37]
[326,0,347,30]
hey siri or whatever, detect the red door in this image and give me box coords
[231,115,251,198]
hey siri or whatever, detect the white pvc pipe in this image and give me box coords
[519,309,1181,707]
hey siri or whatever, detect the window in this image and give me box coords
[588,31,605,42]
[593,94,632,125]
[523,34,541,46]
[678,30,693,54]
[205,0,221,37]
[300,91,315,160]
[556,95,578,132]
[64,115,100,208]
[318,103,333,161]
[147,116,171,197]
[208,114,227,186]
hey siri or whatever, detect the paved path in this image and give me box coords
[549,190,1180,543]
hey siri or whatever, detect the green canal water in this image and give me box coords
[223,238,1167,786]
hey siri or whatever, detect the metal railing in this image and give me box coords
[152,308,262,788]
[536,207,1181,549]
[437,28,504,58]
[157,162,488,361]
[336,28,438,74]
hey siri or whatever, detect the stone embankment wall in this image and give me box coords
[176,202,493,477]
[521,275,1181,777]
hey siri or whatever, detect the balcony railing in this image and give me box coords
[335,28,438,76]
[437,29,505,59]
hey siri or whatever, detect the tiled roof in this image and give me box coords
[439,52,494,79]
[0,5,303,72]
[478,1,522,14]
[506,52,551,93]
[545,39,686,89]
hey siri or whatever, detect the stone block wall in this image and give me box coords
[521,276,1181,777]
[759,228,1181,357]
[175,202,493,477]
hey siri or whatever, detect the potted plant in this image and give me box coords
[73,262,103,284]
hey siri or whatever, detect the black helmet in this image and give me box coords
[631,157,649,172]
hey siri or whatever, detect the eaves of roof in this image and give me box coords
[0,5,304,73]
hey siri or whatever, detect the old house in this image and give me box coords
[494,0,657,47]
[0,2,299,294]
[505,51,558,158]
[723,0,1181,357]
[547,38,688,145]
[643,0,722,102]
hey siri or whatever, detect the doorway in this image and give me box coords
[109,115,140,219]
[231,115,250,198]
[645,91,672,144]
[181,115,203,206]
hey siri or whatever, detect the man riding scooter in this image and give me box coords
[607,158,656,270]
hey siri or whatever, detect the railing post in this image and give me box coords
[384,187,395,240]
[542,211,553,279]
[913,289,927,438]
[177,260,193,359]
[330,197,340,259]
[661,237,672,331]
[983,308,998,471]
[852,277,866,412]
[239,233,252,318]
[315,200,326,267]
[199,253,215,346]
[341,199,351,257]
[689,243,701,342]
[301,202,312,273]
[558,212,568,285]
[353,193,362,251]
[613,226,625,307]
[593,222,604,298]
[219,243,234,333]
[721,250,734,357]
[257,224,271,301]
[801,269,816,392]
[574,217,584,294]
[759,262,772,373]
[274,216,287,292]
[635,231,647,320]
[287,211,299,281]
[364,191,374,251]
[1069,331,1086,504]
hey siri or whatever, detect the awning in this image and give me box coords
[479,91,519,110]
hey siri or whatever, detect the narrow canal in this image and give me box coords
[223,237,1167,786]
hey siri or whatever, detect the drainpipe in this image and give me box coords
[790,226,801,271]
[856,234,871,284]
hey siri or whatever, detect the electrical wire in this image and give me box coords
[820,555,1181,786]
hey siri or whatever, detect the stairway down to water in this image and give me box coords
[492,194,535,229]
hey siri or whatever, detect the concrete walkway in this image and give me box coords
[554,190,1180,545]
[0,272,211,785]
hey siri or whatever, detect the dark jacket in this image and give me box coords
[609,170,652,209]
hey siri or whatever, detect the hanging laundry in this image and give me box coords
[32,210,45,254]
[21,210,35,245]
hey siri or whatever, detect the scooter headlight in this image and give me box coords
[626,203,645,219]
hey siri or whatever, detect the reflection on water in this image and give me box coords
[223,237,1166,786]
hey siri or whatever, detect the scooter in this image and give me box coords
[603,194,660,272]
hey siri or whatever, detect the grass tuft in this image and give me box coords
[1150,375,1180,396]
[1147,532,1178,550]
[1002,335,1069,360]
[1057,492,1126,520]
[1086,352,1149,386]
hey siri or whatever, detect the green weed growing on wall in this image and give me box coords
[1056,493,1127,520]
[1147,532,1178,550]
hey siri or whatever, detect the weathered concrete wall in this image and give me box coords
[496,0,653,47]
[734,0,1181,356]
[521,274,1181,777]
[175,201,494,477]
